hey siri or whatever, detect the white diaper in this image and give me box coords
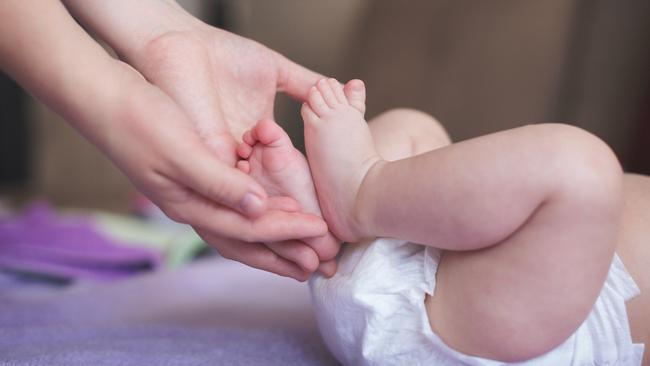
[310,238,645,365]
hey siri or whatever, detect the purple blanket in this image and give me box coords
[0,324,335,365]
[0,257,339,365]
[0,203,160,281]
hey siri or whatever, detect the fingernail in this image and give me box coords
[296,274,310,282]
[353,81,364,90]
[239,192,264,215]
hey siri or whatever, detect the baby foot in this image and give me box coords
[237,119,341,261]
[301,79,383,242]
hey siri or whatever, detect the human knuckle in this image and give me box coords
[161,205,186,224]
[237,226,256,243]
[204,180,233,203]
[238,233,252,243]
[219,250,234,260]
[211,242,236,260]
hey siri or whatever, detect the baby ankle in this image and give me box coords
[350,157,387,240]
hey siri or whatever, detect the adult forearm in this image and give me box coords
[62,0,201,66]
[0,1,127,142]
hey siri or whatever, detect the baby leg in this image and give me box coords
[425,125,622,362]
[342,79,451,161]
[368,109,633,361]
[367,108,451,160]
[368,109,627,361]
[618,173,650,365]
[302,80,623,361]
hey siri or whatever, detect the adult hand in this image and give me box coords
[105,66,332,276]
[139,28,341,279]
[62,0,340,278]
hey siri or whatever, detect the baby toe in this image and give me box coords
[237,142,253,159]
[308,86,329,116]
[316,78,339,108]
[243,129,256,145]
[255,119,289,147]
[329,78,348,105]
[236,160,251,173]
[301,102,320,124]
[344,79,366,115]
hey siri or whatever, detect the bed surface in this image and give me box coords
[0,258,338,365]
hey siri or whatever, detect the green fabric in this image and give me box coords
[90,212,204,268]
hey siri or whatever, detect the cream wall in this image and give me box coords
[24,1,650,210]
[27,0,371,210]
[228,0,370,150]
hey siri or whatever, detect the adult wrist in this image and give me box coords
[62,0,203,67]
[56,60,140,149]
[129,9,205,68]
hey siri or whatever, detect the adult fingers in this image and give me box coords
[304,233,341,262]
[318,260,338,278]
[267,196,300,212]
[197,230,311,281]
[266,240,320,273]
[162,191,328,243]
[169,139,268,218]
[274,51,324,102]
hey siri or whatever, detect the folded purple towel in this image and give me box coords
[0,203,161,281]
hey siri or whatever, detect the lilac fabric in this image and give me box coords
[0,324,336,366]
[0,203,161,281]
[0,258,339,365]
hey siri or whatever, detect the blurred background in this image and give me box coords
[1,0,650,212]
[0,3,649,362]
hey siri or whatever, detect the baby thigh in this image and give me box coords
[425,124,623,362]
[618,173,650,365]
[367,108,451,160]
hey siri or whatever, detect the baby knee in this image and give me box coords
[537,123,623,219]
[375,108,451,152]
[397,108,450,143]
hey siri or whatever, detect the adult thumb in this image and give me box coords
[275,51,324,102]
[173,143,268,217]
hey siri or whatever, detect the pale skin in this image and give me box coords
[236,118,341,265]
[239,78,649,363]
[0,0,339,280]
[2,2,646,360]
